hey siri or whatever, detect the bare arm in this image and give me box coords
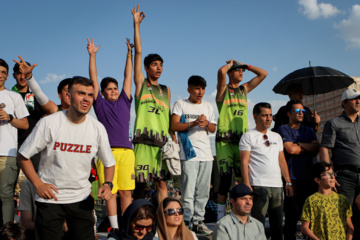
[279,151,293,197]
[123,38,134,99]
[319,146,331,163]
[216,60,233,102]
[347,217,354,240]
[301,221,319,240]
[98,165,115,201]
[283,140,319,155]
[132,4,146,98]
[87,38,101,100]
[17,153,58,201]
[0,109,28,129]
[242,65,268,94]
[240,150,252,190]
[167,87,176,143]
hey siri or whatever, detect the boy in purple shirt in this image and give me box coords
[87,38,134,230]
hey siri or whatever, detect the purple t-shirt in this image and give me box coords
[93,90,133,149]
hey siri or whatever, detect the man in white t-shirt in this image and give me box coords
[0,58,29,224]
[17,77,115,240]
[240,102,293,240]
[171,75,216,236]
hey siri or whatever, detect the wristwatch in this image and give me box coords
[103,182,113,191]
[7,114,14,122]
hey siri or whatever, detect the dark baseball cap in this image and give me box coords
[230,184,257,200]
[228,61,248,72]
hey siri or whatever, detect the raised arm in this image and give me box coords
[123,38,134,99]
[216,59,234,102]
[132,4,146,98]
[87,38,101,100]
[242,64,268,94]
[13,56,58,114]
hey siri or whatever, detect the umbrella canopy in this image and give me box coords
[273,66,355,95]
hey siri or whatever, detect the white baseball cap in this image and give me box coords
[341,89,360,102]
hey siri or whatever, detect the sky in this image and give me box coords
[1,0,360,131]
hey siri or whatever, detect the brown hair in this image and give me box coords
[156,197,194,240]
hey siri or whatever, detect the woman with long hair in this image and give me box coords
[156,197,197,240]
[108,199,157,240]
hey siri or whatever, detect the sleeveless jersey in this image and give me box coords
[216,85,248,143]
[133,79,169,147]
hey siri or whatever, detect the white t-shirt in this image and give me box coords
[0,89,29,157]
[239,129,283,188]
[19,111,116,204]
[172,99,216,162]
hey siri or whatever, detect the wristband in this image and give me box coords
[188,122,191,129]
[25,74,33,81]
[127,55,132,58]
[248,65,252,70]
[286,182,292,186]
[227,64,231,69]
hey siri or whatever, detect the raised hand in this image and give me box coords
[132,4,145,24]
[126,38,134,51]
[226,59,235,68]
[13,56,37,76]
[87,38,100,55]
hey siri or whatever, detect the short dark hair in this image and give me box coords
[288,84,303,94]
[188,75,207,88]
[13,61,31,73]
[0,222,26,240]
[144,54,163,68]
[0,59,9,74]
[57,78,72,94]
[311,161,333,179]
[100,77,118,91]
[285,100,303,113]
[68,76,94,93]
[253,102,272,115]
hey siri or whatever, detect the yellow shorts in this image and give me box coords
[96,148,135,193]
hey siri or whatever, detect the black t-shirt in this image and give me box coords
[18,91,46,146]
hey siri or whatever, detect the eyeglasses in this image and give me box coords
[294,109,306,114]
[320,172,337,178]
[134,224,153,231]
[164,208,184,216]
[263,135,270,147]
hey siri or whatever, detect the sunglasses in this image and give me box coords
[263,134,270,147]
[320,172,337,178]
[134,224,153,231]
[164,208,184,216]
[294,109,306,114]
[233,67,246,72]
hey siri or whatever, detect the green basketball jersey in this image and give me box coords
[133,79,170,147]
[216,85,248,143]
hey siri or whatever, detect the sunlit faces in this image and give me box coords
[231,195,253,216]
[288,103,304,123]
[132,218,153,240]
[343,97,360,114]
[58,85,70,109]
[254,107,273,130]
[228,68,244,83]
[145,60,163,80]
[164,201,183,227]
[13,71,28,89]
[101,82,119,101]
[188,85,205,104]
[67,84,94,116]
[316,167,336,189]
[0,66,8,90]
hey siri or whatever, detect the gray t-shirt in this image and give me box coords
[321,112,360,168]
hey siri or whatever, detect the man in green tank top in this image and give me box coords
[216,59,268,220]
[132,5,176,204]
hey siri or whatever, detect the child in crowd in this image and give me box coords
[0,222,26,240]
[301,161,354,240]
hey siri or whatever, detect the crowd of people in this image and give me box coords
[0,4,359,240]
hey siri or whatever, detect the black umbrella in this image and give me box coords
[273,66,355,96]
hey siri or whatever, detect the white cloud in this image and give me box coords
[39,73,66,84]
[298,0,340,19]
[333,4,360,49]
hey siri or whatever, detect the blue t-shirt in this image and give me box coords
[278,125,317,180]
